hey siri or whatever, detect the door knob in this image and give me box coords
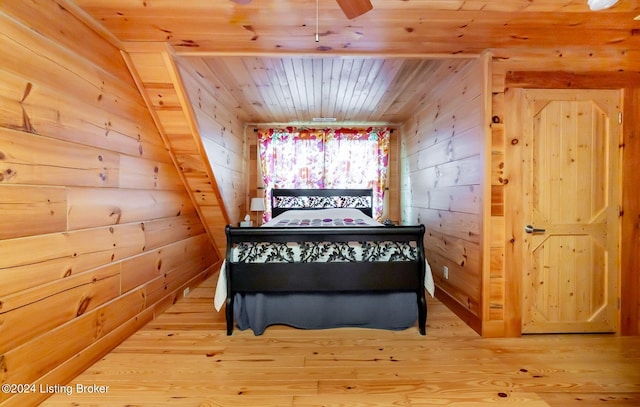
[525,225,546,234]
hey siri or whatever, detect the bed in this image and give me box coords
[214,188,434,335]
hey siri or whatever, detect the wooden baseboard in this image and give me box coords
[435,287,482,336]
[434,287,508,337]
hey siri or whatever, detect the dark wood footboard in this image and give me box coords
[224,224,427,335]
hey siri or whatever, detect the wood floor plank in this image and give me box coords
[199,396,295,407]
[42,392,295,407]
[538,393,640,405]
[408,392,551,406]
[294,394,411,406]
[40,274,640,406]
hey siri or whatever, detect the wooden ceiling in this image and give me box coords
[73,0,640,124]
[178,56,469,124]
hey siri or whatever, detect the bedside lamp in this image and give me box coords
[250,197,265,225]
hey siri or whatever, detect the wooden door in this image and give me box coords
[521,89,621,334]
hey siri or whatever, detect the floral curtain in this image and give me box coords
[258,127,390,221]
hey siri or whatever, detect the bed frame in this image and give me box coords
[270,188,374,218]
[224,188,427,335]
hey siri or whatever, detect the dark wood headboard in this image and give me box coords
[270,188,373,218]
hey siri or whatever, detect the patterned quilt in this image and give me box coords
[271,217,371,227]
[263,207,380,227]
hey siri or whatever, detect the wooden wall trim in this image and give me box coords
[57,0,123,49]
[506,71,640,89]
[502,88,525,337]
[621,89,640,336]
[479,52,498,334]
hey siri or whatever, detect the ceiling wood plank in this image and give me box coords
[75,0,640,124]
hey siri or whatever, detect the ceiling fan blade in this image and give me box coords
[336,0,373,19]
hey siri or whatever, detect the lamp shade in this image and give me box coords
[588,0,619,10]
[250,197,265,211]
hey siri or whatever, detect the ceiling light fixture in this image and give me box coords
[312,117,337,122]
[587,0,619,10]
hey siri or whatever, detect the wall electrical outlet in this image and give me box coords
[183,287,190,297]
[443,266,449,280]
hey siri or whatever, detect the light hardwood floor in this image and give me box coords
[42,274,640,406]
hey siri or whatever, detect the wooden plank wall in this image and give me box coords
[0,3,219,406]
[399,57,489,335]
[174,57,247,225]
[492,57,640,336]
[120,43,230,253]
[405,52,640,337]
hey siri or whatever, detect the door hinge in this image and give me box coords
[618,297,621,310]
[618,112,622,124]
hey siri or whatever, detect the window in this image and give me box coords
[258,127,390,221]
